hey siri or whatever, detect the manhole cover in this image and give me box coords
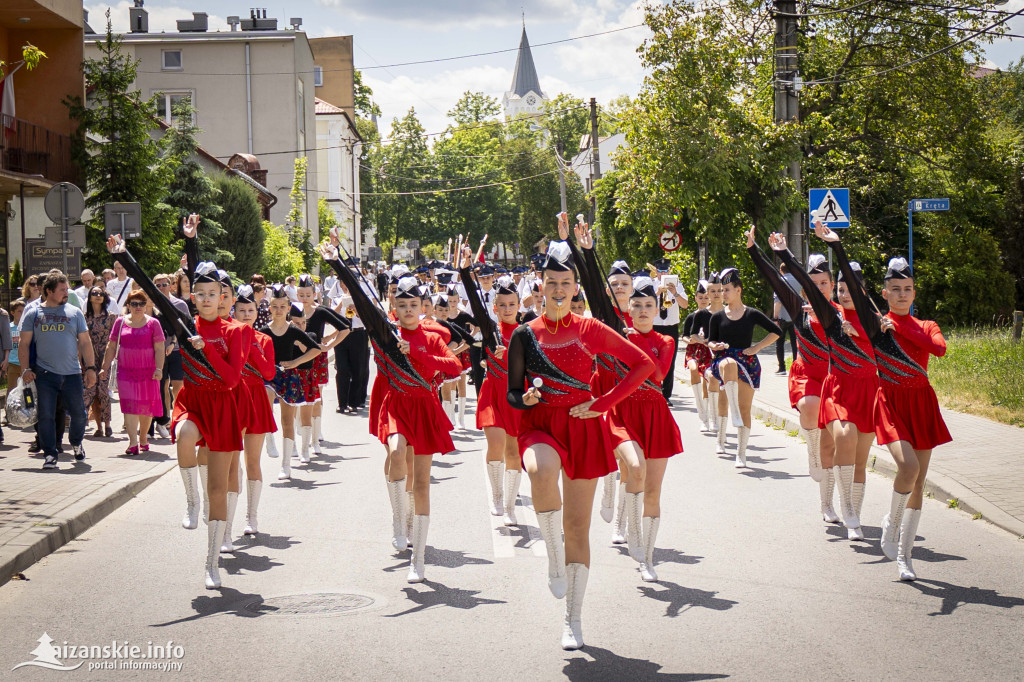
[244,593,376,616]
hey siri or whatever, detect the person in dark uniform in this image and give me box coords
[333,260,372,413]
[650,258,688,404]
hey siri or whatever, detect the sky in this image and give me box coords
[86,0,1024,139]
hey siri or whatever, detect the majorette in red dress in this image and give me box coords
[476,321,522,434]
[241,328,277,435]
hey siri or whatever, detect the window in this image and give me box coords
[161,50,183,70]
[155,91,195,125]
[313,65,323,87]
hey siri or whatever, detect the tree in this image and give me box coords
[163,96,229,266]
[353,69,381,119]
[261,220,305,284]
[372,108,431,256]
[65,15,177,275]
[286,157,316,272]
[0,43,46,79]
[447,91,501,126]
[542,93,590,157]
[216,174,264,279]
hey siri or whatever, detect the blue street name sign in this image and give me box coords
[911,198,950,212]
[809,188,851,228]
[907,197,950,315]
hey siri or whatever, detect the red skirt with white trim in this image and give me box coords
[874,379,951,450]
[608,396,683,460]
[375,390,455,456]
[518,404,616,480]
[817,372,878,433]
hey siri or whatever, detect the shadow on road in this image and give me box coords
[270,479,341,491]
[383,547,493,573]
[384,579,505,617]
[151,587,265,626]
[220,552,284,576]
[637,580,738,617]
[563,646,730,680]
[12,464,104,475]
[252,534,301,551]
[906,578,1024,616]
[611,546,702,566]
[431,460,462,469]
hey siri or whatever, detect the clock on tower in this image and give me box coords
[526,95,537,106]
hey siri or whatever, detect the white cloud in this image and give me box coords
[316,0,582,29]
[555,1,649,88]
[85,2,225,34]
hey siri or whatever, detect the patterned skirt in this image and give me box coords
[710,348,762,389]
[313,352,330,385]
[684,342,714,375]
[268,367,306,406]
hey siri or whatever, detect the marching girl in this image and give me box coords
[232,285,277,537]
[707,268,782,467]
[321,234,461,584]
[446,285,476,429]
[505,240,655,650]
[681,281,713,431]
[612,276,684,581]
[295,275,350,458]
[569,287,587,316]
[105,235,245,590]
[812,223,951,580]
[433,294,472,425]
[260,289,323,480]
[746,227,839,521]
[770,231,877,540]
[461,267,524,526]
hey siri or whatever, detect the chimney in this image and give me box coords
[176,12,208,32]
[227,16,240,31]
[240,9,278,31]
[290,18,302,31]
[129,0,149,33]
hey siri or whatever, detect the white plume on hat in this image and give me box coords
[195,261,217,277]
[888,257,909,271]
[546,241,572,264]
[807,254,828,271]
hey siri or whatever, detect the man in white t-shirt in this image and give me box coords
[651,258,689,405]
[74,269,96,310]
[104,260,133,314]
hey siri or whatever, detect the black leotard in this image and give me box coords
[709,307,782,349]
[260,324,319,367]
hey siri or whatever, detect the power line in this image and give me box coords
[811,3,1024,41]
[309,168,563,196]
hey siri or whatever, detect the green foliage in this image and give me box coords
[260,220,305,284]
[371,108,431,254]
[930,325,1024,427]
[353,69,381,119]
[163,96,229,266]
[65,16,177,275]
[447,92,501,126]
[216,174,264,279]
[286,157,316,272]
[0,43,46,79]
[9,260,23,290]
[542,93,589,155]
[420,243,446,260]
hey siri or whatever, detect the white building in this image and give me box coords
[315,98,363,259]
[502,26,547,121]
[84,4,319,236]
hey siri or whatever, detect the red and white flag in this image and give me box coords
[0,62,23,133]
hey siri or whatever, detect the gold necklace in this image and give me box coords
[542,310,571,333]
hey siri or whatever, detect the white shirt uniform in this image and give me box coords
[653,275,688,327]
[105,277,133,314]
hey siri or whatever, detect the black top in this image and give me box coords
[709,307,782,349]
[259,324,319,366]
[304,305,350,339]
[459,264,501,350]
[747,244,803,322]
[683,308,714,338]
[519,310,539,324]
[566,240,625,335]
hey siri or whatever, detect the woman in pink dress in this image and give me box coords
[99,290,165,454]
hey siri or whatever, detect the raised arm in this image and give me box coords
[457,248,498,350]
[506,326,539,410]
[770,233,838,330]
[815,225,882,340]
[320,242,393,348]
[746,227,802,321]
[108,241,194,343]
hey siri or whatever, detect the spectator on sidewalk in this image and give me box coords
[172,269,196,316]
[18,271,96,470]
[82,286,115,437]
[7,299,25,389]
[21,275,41,305]
[99,290,165,455]
[0,304,10,442]
[772,262,801,375]
[105,260,133,314]
[73,269,96,310]
[100,268,115,284]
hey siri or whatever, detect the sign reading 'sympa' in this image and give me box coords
[25,238,81,277]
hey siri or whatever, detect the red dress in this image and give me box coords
[512,314,655,480]
[229,320,255,433]
[242,328,277,435]
[788,309,832,409]
[818,308,879,432]
[172,316,246,452]
[873,313,952,450]
[608,329,683,459]
[476,321,522,434]
[371,323,462,456]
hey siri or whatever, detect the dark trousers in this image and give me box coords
[776,319,798,371]
[35,370,85,458]
[653,323,680,400]
[469,344,485,397]
[335,329,370,409]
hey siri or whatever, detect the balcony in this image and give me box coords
[0,114,78,187]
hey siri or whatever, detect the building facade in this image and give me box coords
[84,4,319,236]
[315,98,362,260]
[309,36,355,120]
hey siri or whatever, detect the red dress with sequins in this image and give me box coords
[172,316,247,452]
[371,323,462,455]
[241,328,277,435]
[508,314,655,480]
[476,321,521,434]
[607,329,683,459]
[788,309,833,409]
[873,313,952,449]
[818,309,879,432]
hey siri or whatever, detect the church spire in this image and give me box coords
[509,26,543,98]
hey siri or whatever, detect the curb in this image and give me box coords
[0,461,178,588]
[751,399,1024,540]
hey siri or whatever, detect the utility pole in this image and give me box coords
[588,97,602,227]
[773,0,803,260]
[556,141,568,214]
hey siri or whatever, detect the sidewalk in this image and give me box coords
[748,360,1024,539]
[0,406,176,587]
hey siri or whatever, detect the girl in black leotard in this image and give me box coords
[708,268,782,467]
[681,281,713,430]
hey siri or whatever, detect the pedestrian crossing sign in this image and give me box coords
[809,188,851,228]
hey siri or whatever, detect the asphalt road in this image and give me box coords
[1,386,1022,681]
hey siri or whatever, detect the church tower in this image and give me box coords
[502,25,547,121]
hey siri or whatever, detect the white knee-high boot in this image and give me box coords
[243,479,262,535]
[880,490,910,560]
[897,508,921,581]
[407,515,430,583]
[442,398,455,424]
[405,490,415,548]
[536,509,567,598]
[611,481,627,544]
[708,391,720,434]
[724,380,744,428]
[205,520,226,589]
[716,416,728,454]
[735,425,750,468]
[819,468,840,523]
[503,469,521,526]
[265,433,279,458]
[458,396,467,429]
[278,438,293,480]
[804,428,823,482]
[561,563,589,650]
[599,473,616,523]
[299,426,312,463]
[835,465,860,531]
[624,492,644,562]
[848,481,866,540]
[180,466,200,530]
[639,517,661,582]
[312,416,323,455]
[387,478,409,551]
[199,464,209,525]
[486,460,504,516]
[690,383,708,431]
[220,492,239,553]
